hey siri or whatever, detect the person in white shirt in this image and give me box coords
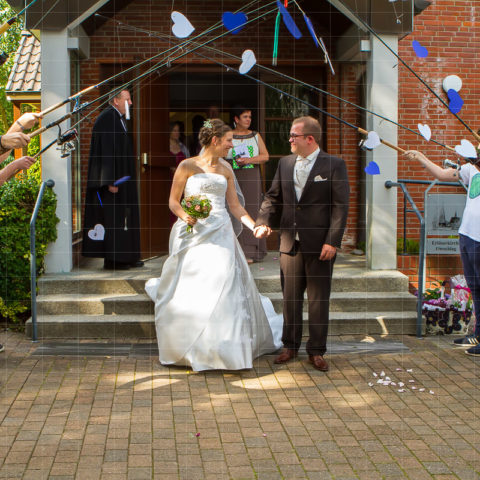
[405,150,480,356]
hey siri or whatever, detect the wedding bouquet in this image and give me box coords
[181,195,212,233]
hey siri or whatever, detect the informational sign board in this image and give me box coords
[425,193,466,254]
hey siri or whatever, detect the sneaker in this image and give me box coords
[0,344,4,353]
[453,335,480,348]
[466,344,480,356]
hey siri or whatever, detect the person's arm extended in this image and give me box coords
[404,150,460,182]
[0,156,35,187]
[168,162,197,227]
[236,133,269,166]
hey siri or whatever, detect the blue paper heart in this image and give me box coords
[365,161,380,176]
[447,88,464,114]
[222,11,247,34]
[412,40,428,58]
[303,14,319,47]
[276,0,302,39]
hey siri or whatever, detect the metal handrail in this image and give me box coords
[30,179,55,342]
[385,180,425,338]
[385,178,467,339]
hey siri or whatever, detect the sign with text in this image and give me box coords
[425,193,466,255]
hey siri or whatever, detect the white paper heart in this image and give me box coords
[171,11,195,38]
[442,74,462,93]
[88,224,105,241]
[363,131,381,149]
[417,123,431,142]
[455,139,478,159]
[239,49,256,75]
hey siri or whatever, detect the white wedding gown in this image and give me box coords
[145,172,283,371]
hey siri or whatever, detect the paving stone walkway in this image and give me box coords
[1,332,480,479]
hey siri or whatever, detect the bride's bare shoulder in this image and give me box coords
[219,158,233,177]
[177,157,200,174]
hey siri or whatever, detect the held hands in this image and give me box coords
[108,185,119,194]
[319,243,336,261]
[253,225,271,238]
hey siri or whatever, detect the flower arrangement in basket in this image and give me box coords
[422,275,473,335]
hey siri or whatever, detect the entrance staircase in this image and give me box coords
[26,253,419,338]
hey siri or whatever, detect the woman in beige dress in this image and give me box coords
[226,106,269,263]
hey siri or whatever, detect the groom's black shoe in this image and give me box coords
[104,260,130,270]
[130,260,144,268]
[274,349,297,364]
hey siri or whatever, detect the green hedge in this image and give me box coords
[0,158,59,322]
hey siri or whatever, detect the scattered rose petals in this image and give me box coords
[411,386,417,390]
[429,391,434,395]
[377,379,383,384]
[406,369,413,372]
[398,389,405,392]
[260,267,264,271]
[396,368,402,371]
[368,382,374,387]
[196,433,201,437]
[262,433,267,437]
[419,388,425,392]
[273,257,278,260]
[391,382,396,386]
[380,371,385,377]
[373,372,378,377]
[398,382,404,387]
[409,380,415,383]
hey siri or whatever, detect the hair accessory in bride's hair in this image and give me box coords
[203,119,213,129]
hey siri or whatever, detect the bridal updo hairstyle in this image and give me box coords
[198,118,231,147]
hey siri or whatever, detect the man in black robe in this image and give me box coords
[82,89,143,270]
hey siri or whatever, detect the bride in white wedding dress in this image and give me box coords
[145,119,282,371]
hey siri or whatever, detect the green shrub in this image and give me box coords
[0,158,59,322]
[397,238,420,255]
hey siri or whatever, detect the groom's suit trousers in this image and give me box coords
[280,243,334,356]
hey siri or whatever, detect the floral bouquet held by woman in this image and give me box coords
[181,195,212,233]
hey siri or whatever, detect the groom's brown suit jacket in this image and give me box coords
[256,151,350,255]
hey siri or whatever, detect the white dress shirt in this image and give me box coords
[294,147,320,200]
[112,105,127,131]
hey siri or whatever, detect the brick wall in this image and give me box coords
[77,0,362,250]
[396,0,479,281]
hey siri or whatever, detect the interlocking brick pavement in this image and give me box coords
[1,331,480,479]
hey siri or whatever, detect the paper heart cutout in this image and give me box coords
[277,0,302,39]
[418,123,431,142]
[455,139,478,159]
[412,40,428,58]
[171,11,195,38]
[365,161,380,175]
[303,14,319,47]
[239,49,256,75]
[447,89,464,114]
[469,174,480,199]
[363,131,381,150]
[442,75,462,93]
[88,224,105,241]
[222,11,247,34]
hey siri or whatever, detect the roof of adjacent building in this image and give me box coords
[6,31,41,94]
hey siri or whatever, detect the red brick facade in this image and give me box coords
[76,0,476,283]
[397,0,479,285]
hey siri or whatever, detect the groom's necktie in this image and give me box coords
[294,157,311,200]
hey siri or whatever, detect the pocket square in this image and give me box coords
[314,175,327,182]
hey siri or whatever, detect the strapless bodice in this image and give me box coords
[184,173,227,212]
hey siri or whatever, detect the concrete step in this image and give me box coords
[37,290,418,316]
[268,291,417,313]
[26,315,156,339]
[37,294,154,316]
[25,310,420,339]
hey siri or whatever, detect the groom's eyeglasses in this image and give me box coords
[289,133,308,140]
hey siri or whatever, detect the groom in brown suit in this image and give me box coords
[254,116,349,372]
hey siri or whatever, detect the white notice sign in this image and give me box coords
[426,237,459,255]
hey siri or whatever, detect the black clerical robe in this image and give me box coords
[82,105,141,264]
